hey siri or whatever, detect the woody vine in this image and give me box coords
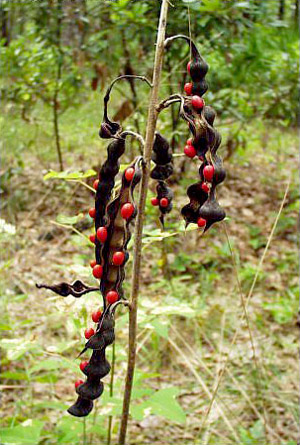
[36,2,226,443]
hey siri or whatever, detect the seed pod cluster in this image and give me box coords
[180,39,226,232]
[150,133,174,225]
[67,138,142,417]
[37,131,142,417]
[95,152,143,302]
[186,40,209,97]
[36,36,227,422]
[68,309,115,417]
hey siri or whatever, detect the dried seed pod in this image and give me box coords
[37,130,143,417]
[168,36,226,231]
[35,281,98,298]
[150,133,174,225]
[99,75,151,140]
[198,188,226,232]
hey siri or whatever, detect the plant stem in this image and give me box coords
[107,341,116,445]
[53,0,64,172]
[82,418,86,445]
[118,1,169,443]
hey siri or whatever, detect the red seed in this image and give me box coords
[186,138,193,146]
[97,227,108,243]
[112,251,125,266]
[191,95,204,110]
[93,179,99,190]
[84,328,95,339]
[106,290,119,304]
[151,197,159,206]
[160,198,169,208]
[184,82,193,95]
[92,264,103,279]
[187,61,191,74]
[91,310,102,323]
[197,217,206,228]
[75,379,84,389]
[121,203,134,219]
[88,208,96,219]
[89,234,96,244]
[80,361,89,372]
[125,167,135,182]
[184,145,196,158]
[90,259,97,268]
[201,183,210,193]
[203,165,214,182]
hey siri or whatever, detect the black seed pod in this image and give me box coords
[203,106,216,126]
[198,191,226,231]
[68,397,93,418]
[150,133,174,225]
[189,58,209,82]
[181,182,207,224]
[192,80,208,97]
[178,37,226,231]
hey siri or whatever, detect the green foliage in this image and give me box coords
[1,34,82,112]
[0,0,299,443]
[43,169,97,181]
[1,420,45,444]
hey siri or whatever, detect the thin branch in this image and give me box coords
[103,75,152,124]
[120,130,145,147]
[118,1,169,443]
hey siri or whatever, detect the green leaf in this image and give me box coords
[151,304,195,318]
[1,420,45,444]
[29,357,77,374]
[0,324,12,330]
[34,401,68,411]
[56,213,84,225]
[144,387,186,424]
[43,169,96,181]
[199,0,221,12]
[149,319,169,339]
[56,416,84,443]
[0,339,40,360]
[0,371,30,381]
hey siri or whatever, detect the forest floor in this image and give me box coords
[0,99,299,444]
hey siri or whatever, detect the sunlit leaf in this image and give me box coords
[43,169,96,181]
[1,420,45,444]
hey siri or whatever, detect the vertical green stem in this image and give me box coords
[107,341,116,445]
[83,418,86,445]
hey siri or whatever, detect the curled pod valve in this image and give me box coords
[150,133,174,225]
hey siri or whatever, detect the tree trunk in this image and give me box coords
[278,0,285,20]
[0,4,10,46]
[295,0,299,24]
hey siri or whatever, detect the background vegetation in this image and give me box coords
[0,0,299,443]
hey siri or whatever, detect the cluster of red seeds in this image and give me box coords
[74,307,102,388]
[183,61,217,229]
[151,197,169,207]
[87,168,135,303]
[75,167,136,389]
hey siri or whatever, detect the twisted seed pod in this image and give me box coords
[67,140,142,417]
[172,37,226,231]
[35,280,98,298]
[68,310,114,417]
[94,138,126,269]
[36,73,148,418]
[150,133,174,225]
[99,156,142,300]
[99,75,151,139]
